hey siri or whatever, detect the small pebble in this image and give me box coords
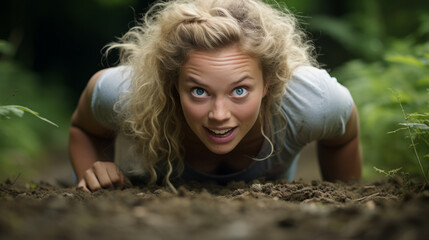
[251,183,262,192]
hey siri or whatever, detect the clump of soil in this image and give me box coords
[1,178,428,240]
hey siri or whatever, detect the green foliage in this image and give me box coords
[406,112,429,148]
[396,101,429,153]
[373,166,402,178]
[308,1,384,61]
[390,91,429,183]
[333,38,429,179]
[0,40,71,181]
[313,1,429,180]
[386,55,429,68]
[25,183,37,190]
[0,40,15,57]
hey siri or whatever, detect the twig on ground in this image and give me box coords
[352,193,380,202]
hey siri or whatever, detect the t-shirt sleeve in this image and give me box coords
[281,66,354,150]
[91,66,131,130]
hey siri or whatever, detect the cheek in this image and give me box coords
[180,98,206,124]
[235,98,262,122]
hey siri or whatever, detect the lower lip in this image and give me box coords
[205,127,237,143]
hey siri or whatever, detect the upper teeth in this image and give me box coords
[209,128,232,134]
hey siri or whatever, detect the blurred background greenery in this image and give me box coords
[0,0,428,183]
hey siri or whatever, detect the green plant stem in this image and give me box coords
[397,95,429,184]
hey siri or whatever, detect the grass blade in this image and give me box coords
[0,105,58,127]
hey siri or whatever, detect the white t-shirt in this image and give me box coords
[91,65,354,183]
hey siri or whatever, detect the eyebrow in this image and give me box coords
[186,75,252,86]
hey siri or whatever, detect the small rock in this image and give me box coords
[62,193,74,198]
[250,183,262,192]
[311,180,320,186]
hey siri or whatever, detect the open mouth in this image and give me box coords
[206,127,235,138]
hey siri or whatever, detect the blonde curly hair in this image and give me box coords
[107,0,317,190]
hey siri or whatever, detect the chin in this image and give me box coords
[206,144,235,155]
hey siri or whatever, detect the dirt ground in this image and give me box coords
[1,175,429,240]
[1,144,429,240]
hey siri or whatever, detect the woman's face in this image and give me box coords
[177,44,267,155]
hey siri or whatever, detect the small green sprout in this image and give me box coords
[389,89,428,184]
[25,183,37,190]
[373,166,403,178]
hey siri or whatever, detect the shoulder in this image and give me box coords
[281,66,354,143]
[94,66,132,92]
[288,65,340,96]
[284,65,349,113]
[91,65,132,129]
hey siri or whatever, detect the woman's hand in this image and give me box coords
[77,161,131,192]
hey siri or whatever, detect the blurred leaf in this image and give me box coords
[417,76,429,87]
[419,14,429,35]
[309,16,359,48]
[409,113,429,120]
[0,40,15,56]
[0,105,24,118]
[399,123,429,130]
[0,105,58,127]
[386,55,428,67]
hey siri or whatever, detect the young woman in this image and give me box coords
[69,0,362,192]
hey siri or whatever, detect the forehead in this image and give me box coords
[182,45,261,73]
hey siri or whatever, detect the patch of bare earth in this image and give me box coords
[1,178,428,240]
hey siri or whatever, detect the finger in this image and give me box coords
[84,168,102,191]
[110,165,132,189]
[92,162,114,189]
[106,164,123,187]
[77,179,91,193]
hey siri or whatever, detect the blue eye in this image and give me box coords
[232,87,248,97]
[191,87,208,97]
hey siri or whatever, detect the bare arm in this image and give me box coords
[317,104,362,181]
[69,69,129,191]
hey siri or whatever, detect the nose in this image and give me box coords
[208,97,231,122]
